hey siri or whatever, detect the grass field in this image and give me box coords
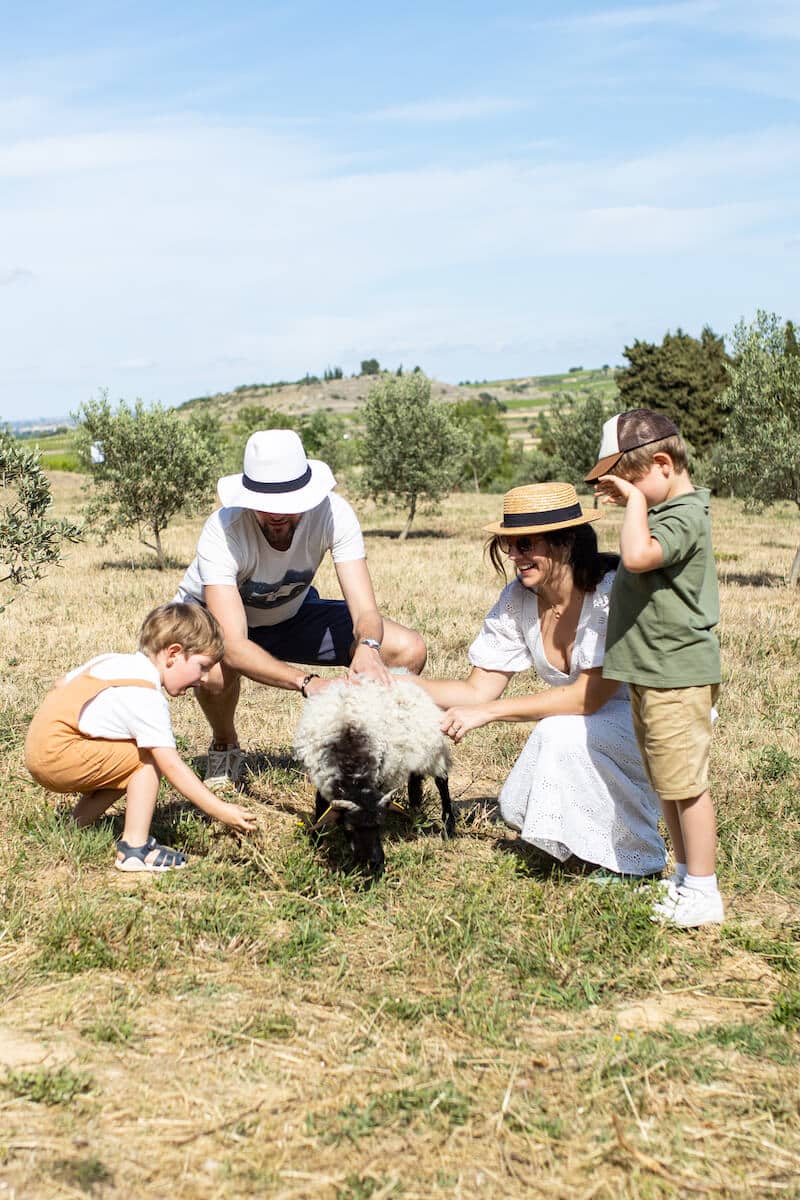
[1,475,799,1199]
[20,429,82,473]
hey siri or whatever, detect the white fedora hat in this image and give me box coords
[217,429,336,513]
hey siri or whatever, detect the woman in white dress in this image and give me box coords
[421,482,665,877]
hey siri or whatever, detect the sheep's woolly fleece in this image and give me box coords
[293,678,451,801]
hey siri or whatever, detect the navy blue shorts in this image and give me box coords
[247,588,354,667]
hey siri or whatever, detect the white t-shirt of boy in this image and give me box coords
[175,492,366,629]
[64,651,175,748]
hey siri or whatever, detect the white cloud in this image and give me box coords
[368,96,528,122]
[0,131,174,178]
[575,1,719,30]
[0,113,796,415]
[546,0,800,39]
[539,1,719,33]
[115,357,157,371]
[723,0,800,38]
[0,267,34,286]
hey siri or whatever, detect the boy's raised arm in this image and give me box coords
[596,475,664,573]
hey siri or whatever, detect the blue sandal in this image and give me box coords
[115,836,188,873]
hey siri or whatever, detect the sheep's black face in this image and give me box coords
[345,821,386,879]
[323,767,391,878]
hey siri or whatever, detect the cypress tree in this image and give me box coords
[617,326,730,454]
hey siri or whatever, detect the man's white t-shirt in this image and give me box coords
[64,652,176,748]
[175,493,365,628]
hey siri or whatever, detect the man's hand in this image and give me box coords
[595,474,636,506]
[299,672,336,698]
[348,642,393,687]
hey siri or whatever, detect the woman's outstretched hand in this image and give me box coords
[440,705,492,743]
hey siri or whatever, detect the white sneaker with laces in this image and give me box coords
[636,872,683,901]
[205,744,245,787]
[651,884,724,928]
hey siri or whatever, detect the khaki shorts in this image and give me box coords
[629,684,719,802]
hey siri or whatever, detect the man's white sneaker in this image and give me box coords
[651,884,724,928]
[205,745,245,788]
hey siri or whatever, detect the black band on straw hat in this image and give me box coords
[502,503,583,529]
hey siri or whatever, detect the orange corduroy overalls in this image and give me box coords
[25,673,158,795]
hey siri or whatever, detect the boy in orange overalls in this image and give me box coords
[25,603,256,871]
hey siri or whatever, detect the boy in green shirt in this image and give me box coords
[586,409,722,927]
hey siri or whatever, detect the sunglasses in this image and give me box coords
[497,535,536,556]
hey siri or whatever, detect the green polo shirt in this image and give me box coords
[603,488,720,688]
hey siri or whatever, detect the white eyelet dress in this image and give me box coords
[469,571,666,875]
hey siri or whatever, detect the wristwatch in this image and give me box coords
[360,638,382,652]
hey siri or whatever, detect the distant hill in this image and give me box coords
[178,366,620,450]
[24,366,620,469]
[177,372,465,423]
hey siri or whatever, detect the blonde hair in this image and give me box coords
[612,434,688,479]
[138,603,224,661]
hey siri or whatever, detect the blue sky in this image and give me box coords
[2,0,798,419]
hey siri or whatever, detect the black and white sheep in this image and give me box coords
[293,677,455,877]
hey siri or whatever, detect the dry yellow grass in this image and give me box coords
[0,477,798,1199]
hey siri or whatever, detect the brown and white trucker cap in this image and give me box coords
[584,409,679,481]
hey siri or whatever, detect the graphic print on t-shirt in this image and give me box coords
[240,569,314,611]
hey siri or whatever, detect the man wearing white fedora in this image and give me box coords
[175,429,427,785]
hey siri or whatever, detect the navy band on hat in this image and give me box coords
[502,503,583,528]
[242,465,312,494]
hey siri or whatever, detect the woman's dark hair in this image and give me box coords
[487,523,619,593]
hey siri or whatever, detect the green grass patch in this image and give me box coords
[336,1176,402,1200]
[703,1020,796,1063]
[308,1079,472,1145]
[52,1156,113,1192]
[3,1065,92,1105]
[751,745,798,781]
[722,926,798,976]
[773,989,800,1030]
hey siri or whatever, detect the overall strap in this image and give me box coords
[54,672,159,724]
[62,673,159,703]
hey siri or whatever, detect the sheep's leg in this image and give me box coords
[314,790,328,822]
[435,775,456,839]
[408,773,423,810]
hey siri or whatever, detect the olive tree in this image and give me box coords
[450,396,519,493]
[0,430,81,611]
[715,311,800,583]
[74,394,221,569]
[359,373,466,539]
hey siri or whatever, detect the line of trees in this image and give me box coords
[16,309,795,579]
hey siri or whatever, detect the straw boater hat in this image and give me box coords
[217,429,336,513]
[483,482,602,536]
